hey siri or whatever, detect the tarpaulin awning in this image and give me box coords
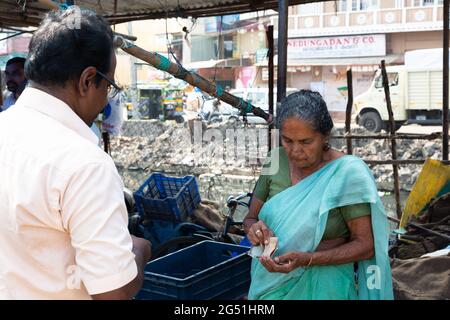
[0,0,319,28]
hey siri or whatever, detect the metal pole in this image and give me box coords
[277,0,289,103]
[267,25,274,151]
[127,22,138,116]
[381,60,402,219]
[0,31,27,42]
[345,69,353,155]
[443,0,449,161]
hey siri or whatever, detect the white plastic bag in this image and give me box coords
[102,93,124,136]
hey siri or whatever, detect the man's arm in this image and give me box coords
[61,161,150,300]
[92,236,151,300]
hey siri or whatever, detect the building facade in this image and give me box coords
[114,0,445,115]
[266,0,445,113]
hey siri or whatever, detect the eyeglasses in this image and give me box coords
[96,70,122,98]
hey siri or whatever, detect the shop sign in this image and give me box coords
[288,34,386,59]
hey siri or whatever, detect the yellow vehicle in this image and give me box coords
[134,85,185,123]
[162,88,185,123]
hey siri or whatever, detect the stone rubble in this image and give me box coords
[330,127,443,192]
[110,120,445,208]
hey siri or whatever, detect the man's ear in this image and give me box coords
[78,67,98,97]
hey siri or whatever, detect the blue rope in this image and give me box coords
[156,54,172,71]
[215,85,224,98]
[58,2,92,12]
[239,98,253,115]
[59,1,73,10]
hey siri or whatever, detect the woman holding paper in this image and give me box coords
[243,90,393,300]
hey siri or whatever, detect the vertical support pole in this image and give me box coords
[443,0,449,161]
[277,0,289,103]
[218,18,225,60]
[381,60,402,219]
[267,25,275,151]
[103,132,110,155]
[345,69,353,155]
[0,70,3,108]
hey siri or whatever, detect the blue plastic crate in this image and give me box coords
[134,173,201,222]
[135,241,251,300]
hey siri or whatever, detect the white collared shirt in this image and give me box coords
[0,87,137,300]
[1,93,16,111]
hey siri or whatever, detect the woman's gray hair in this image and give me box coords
[276,89,334,135]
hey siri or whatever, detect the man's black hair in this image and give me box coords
[25,7,114,87]
[6,57,26,69]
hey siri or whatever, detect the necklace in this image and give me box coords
[289,158,328,184]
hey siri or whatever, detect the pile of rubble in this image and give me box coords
[331,127,443,191]
[110,119,265,193]
[110,120,443,193]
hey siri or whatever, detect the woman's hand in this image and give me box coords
[259,252,313,274]
[247,220,274,246]
[261,216,374,272]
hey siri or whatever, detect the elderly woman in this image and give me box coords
[244,90,393,300]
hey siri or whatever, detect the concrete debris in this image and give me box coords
[110,121,446,207]
[331,127,444,191]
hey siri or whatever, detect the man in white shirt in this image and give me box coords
[0,7,151,300]
[1,57,27,111]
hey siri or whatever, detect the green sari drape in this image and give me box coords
[248,155,394,300]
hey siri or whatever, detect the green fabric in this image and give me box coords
[418,180,450,214]
[248,150,394,300]
[258,263,358,300]
[324,204,371,240]
[253,147,371,240]
[436,180,450,198]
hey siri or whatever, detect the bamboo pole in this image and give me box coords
[332,133,442,140]
[443,0,449,161]
[277,0,289,102]
[364,159,427,165]
[114,36,272,123]
[388,216,450,242]
[37,0,60,10]
[345,69,353,154]
[381,60,402,219]
[267,25,275,151]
